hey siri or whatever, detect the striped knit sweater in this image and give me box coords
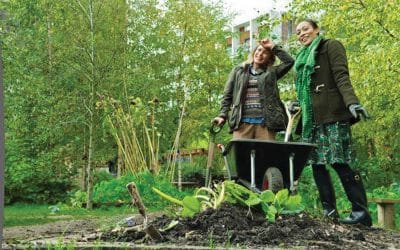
[242,66,264,121]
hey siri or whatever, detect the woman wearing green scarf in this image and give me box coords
[293,19,371,226]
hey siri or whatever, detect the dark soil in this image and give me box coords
[100,203,400,249]
[3,203,400,249]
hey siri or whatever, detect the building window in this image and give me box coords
[244,38,250,52]
[288,20,293,36]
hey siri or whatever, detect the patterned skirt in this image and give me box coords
[304,121,355,165]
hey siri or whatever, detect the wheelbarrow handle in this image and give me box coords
[284,106,301,142]
[217,143,232,180]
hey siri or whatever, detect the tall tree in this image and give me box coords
[59,0,129,208]
[3,0,234,203]
[122,0,232,166]
[3,0,129,204]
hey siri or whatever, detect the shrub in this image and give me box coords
[86,171,192,210]
[5,160,74,204]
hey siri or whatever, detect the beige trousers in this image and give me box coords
[233,123,276,140]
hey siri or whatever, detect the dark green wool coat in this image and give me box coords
[309,39,360,125]
[218,46,294,132]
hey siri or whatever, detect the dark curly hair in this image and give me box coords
[301,19,319,29]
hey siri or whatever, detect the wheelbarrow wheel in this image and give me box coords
[262,167,283,193]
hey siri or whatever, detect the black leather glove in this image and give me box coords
[349,104,370,120]
[288,100,300,114]
[212,117,225,126]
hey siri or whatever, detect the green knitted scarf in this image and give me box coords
[294,35,323,140]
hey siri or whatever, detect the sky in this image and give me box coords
[220,0,291,25]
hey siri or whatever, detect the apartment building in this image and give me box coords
[227,11,296,56]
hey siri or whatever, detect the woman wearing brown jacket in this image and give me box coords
[294,19,371,226]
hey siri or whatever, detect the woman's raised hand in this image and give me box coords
[260,38,275,49]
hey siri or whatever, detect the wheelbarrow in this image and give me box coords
[218,106,316,194]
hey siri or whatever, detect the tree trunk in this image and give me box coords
[82,0,95,209]
[86,118,94,209]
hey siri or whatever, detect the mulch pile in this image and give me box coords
[100,202,400,249]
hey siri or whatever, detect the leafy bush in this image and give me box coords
[369,182,400,199]
[5,160,74,204]
[87,171,192,210]
[171,155,225,182]
[296,166,320,214]
[177,160,206,180]
[94,170,114,185]
[69,190,87,208]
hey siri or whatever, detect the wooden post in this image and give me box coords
[377,203,395,229]
[369,198,400,230]
[178,150,182,191]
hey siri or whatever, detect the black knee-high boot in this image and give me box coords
[312,165,339,219]
[333,163,372,227]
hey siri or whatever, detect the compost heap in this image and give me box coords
[100,202,400,249]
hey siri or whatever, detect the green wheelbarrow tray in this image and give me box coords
[223,138,316,194]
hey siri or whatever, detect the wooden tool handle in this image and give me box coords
[126,182,147,218]
[126,182,164,241]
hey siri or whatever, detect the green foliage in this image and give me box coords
[369,182,400,199]
[296,166,320,214]
[153,180,303,222]
[124,0,233,149]
[152,187,201,217]
[174,157,206,179]
[259,189,304,223]
[5,159,74,204]
[225,181,304,222]
[297,166,357,215]
[152,181,226,217]
[88,171,191,210]
[70,190,87,209]
[2,0,234,204]
[93,170,114,185]
[2,0,129,205]
[102,96,160,175]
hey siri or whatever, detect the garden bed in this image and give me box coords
[3,203,400,249]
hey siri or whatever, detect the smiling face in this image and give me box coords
[296,21,320,46]
[252,45,270,68]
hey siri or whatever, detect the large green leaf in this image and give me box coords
[182,196,201,217]
[275,189,289,205]
[260,190,275,203]
[245,196,262,206]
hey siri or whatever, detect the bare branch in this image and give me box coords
[376,19,398,40]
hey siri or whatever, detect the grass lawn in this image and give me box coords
[4,203,136,227]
